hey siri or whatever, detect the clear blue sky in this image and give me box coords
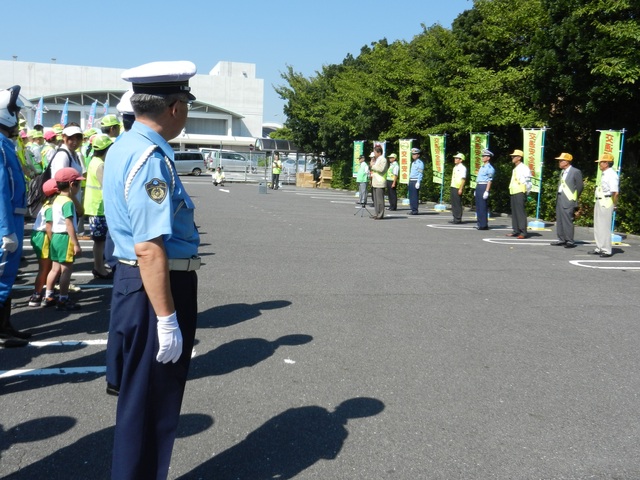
[4,0,472,124]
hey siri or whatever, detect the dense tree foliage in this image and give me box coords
[275,0,640,232]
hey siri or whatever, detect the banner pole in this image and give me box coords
[527,127,547,230]
[611,129,626,244]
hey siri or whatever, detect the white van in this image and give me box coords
[201,149,257,173]
[173,151,206,176]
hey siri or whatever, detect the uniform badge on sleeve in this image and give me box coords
[145,178,168,204]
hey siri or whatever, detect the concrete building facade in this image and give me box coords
[0,59,264,149]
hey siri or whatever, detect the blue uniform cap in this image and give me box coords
[122,61,197,100]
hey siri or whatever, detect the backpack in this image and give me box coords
[27,148,71,218]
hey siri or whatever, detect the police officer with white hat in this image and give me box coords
[103,60,200,480]
[0,85,30,347]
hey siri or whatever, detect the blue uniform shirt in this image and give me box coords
[409,158,424,182]
[103,121,199,260]
[0,135,27,238]
[476,162,495,183]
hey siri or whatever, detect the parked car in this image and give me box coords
[282,159,315,176]
[201,149,257,173]
[174,150,206,176]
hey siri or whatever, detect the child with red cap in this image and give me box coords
[43,167,84,310]
[28,179,59,307]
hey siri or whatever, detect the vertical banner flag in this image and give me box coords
[60,98,69,126]
[352,141,364,177]
[469,133,489,189]
[523,129,544,193]
[34,97,44,126]
[103,100,109,116]
[429,135,445,184]
[398,139,412,185]
[87,100,98,129]
[597,130,623,182]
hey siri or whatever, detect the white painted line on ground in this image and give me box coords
[483,238,566,246]
[29,340,108,347]
[12,284,112,290]
[570,260,640,270]
[0,366,106,379]
[18,272,96,278]
[219,189,230,193]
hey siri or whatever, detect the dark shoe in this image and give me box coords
[4,326,32,339]
[106,383,120,396]
[0,333,28,348]
[28,293,43,307]
[587,249,601,255]
[550,241,566,246]
[92,269,114,280]
[56,298,81,311]
[42,296,57,308]
[564,242,576,248]
[506,233,518,237]
[476,227,489,230]
[599,252,613,258]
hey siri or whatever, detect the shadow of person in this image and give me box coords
[198,300,292,329]
[1,416,76,459]
[189,334,312,379]
[176,397,385,480]
[1,413,213,480]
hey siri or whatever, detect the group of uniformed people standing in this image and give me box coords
[359,144,620,256]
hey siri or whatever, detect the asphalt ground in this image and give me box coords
[2,178,640,480]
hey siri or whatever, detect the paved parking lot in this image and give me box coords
[2,178,640,479]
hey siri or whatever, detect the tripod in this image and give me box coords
[354,202,373,217]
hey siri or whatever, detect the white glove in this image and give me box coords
[415,182,420,190]
[2,233,19,253]
[156,312,183,364]
[483,191,489,200]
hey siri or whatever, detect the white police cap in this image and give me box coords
[122,61,197,100]
[117,90,134,115]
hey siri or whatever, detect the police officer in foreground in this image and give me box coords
[0,85,30,347]
[103,61,200,480]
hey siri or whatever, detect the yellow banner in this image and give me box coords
[429,135,445,184]
[398,139,412,185]
[469,133,488,189]
[523,129,544,193]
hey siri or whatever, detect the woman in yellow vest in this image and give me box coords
[83,134,114,279]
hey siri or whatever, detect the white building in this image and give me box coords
[0,59,264,151]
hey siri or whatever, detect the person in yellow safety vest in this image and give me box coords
[271,152,282,190]
[212,166,226,186]
[550,152,583,248]
[28,130,45,174]
[370,145,388,220]
[41,130,59,168]
[386,153,399,211]
[590,153,619,258]
[449,153,467,224]
[83,134,114,279]
[507,149,532,239]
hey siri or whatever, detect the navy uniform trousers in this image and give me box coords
[109,264,198,480]
[475,184,489,229]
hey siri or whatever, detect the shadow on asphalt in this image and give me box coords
[198,300,292,329]
[189,334,313,378]
[176,397,385,480]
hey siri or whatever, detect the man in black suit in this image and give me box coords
[550,152,583,248]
